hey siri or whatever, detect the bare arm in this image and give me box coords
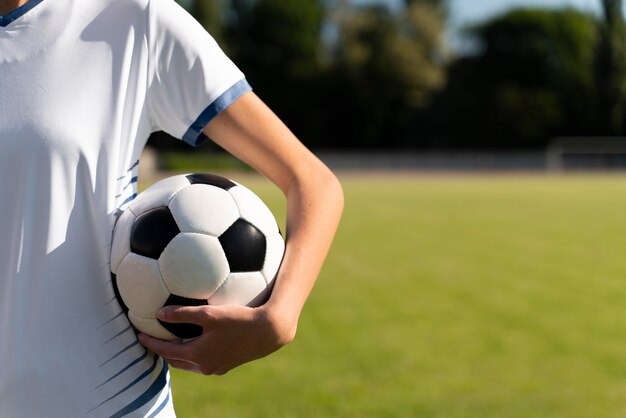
[138,91,344,374]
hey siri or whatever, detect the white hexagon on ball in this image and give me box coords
[128,174,190,216]
[229,185,280,237]
[128,311,177,341]
[209,272,269,307]
[169,184,239,237]
[159,232,230,299]
[262,233,285,284]
[116,253,170,318]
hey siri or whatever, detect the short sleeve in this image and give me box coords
[146,0,251,146]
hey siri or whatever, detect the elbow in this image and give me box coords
[290,157,344,213]
[327,169,345,217]
[311,162,344,219]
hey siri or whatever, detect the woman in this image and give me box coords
[0,0,343,416]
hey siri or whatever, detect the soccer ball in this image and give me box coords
[110,173,285,341]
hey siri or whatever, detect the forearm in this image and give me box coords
[263,161,344,340]
[203,91,344,341]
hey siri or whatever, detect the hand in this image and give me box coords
[137,304,295,376]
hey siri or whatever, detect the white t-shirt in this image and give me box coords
[0,0,251,416]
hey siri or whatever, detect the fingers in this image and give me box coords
[156,304,217,325]
[140,305,233,363]
[138,333,189,362]
[137,305,263,376]
[137,333,230,375]
[164,359,201,374]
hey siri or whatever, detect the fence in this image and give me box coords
[141,140,626,175]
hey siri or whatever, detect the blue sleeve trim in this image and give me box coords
[182,78,253,147]
[0,0,45,27]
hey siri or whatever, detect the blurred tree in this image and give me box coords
[442,8,598,148]
[595,0,626,134]
[188,0,226,45]
[164,0,326,150]
[225,0,323,87]
[404,0,447,16]
[325,0,447,148]
[222,0,325,146]
[165,0,448,150]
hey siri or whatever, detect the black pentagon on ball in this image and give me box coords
[130,207,180,259]
[186,173,236,190]
[219,219,267,272]
[158,294,208,339]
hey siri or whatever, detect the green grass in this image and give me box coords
[167,172,626,418]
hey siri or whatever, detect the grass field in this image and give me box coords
[164,172,626,418]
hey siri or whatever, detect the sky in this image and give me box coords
[357,0,607,28]
[447,0,606,29]
[354,0,615,51]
